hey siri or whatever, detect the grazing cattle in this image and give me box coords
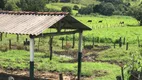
[98,20,103,23]
[87,20,92,22]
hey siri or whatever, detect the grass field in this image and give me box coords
[0,50,120,79]
[46,3,84,15]
[75,15,142,44]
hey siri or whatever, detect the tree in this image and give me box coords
[71,0,81,4]
[98,0,123,4]
[4,0,20,11]
[18,0,47,11]
[78,4,95,14]
[128,6,142,26]
[73,5,79,10]
[0,0,5,9]
[61,6,72,13]
[93,2,115,16]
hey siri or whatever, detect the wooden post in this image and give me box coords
[114,42,116,48]
[0,33,3,41]
[119,37,122,47]
[123,37,125,45]
[49,36,53,60]
[16,34,19,42]
[29,35,34,80]
[121,67,124,80]
[59,73,63,80]
[93,37,95,46]
[77,31,83,80]
[126,42,128,50]
[72,34,75,48]
[61,37,64,49]
[9,39,11,50]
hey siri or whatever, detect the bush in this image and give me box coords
[78,4,95,14]
[18,0,47,11]
[61,6,72,13]
[71,0,80,4]
[127,6,142,26]
[73,5,79,10]
[98,0,123,4]
[4,0,20,11]
[93,2,115,16]
[0,0,5,9]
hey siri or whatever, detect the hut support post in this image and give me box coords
[50,36,53,60]
[77,31,83,80]
[30,35,34,80]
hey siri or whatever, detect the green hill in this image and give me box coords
[46,3,85,15]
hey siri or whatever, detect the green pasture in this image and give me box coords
[46,3,83,15]
[0,50,120,79]
[80,0,100,6]
[75,15,142,44]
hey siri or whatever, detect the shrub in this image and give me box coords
[61,6,72,13]
[5,1,20,11]
[73,5,79,10]
[93,2,115,16]
[0,0,5,9]
[98,0,123,4]
[78,4,95,14]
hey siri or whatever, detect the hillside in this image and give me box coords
[46,3,84,15]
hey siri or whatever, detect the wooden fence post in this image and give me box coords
[9,39,11,50]
[126,42,128,50]
[61,37,64,49]
[114,42,116,48]
[123,37,125,45]
[119,37,122,47]
[121,67,124,80]
[59,73,63,80]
